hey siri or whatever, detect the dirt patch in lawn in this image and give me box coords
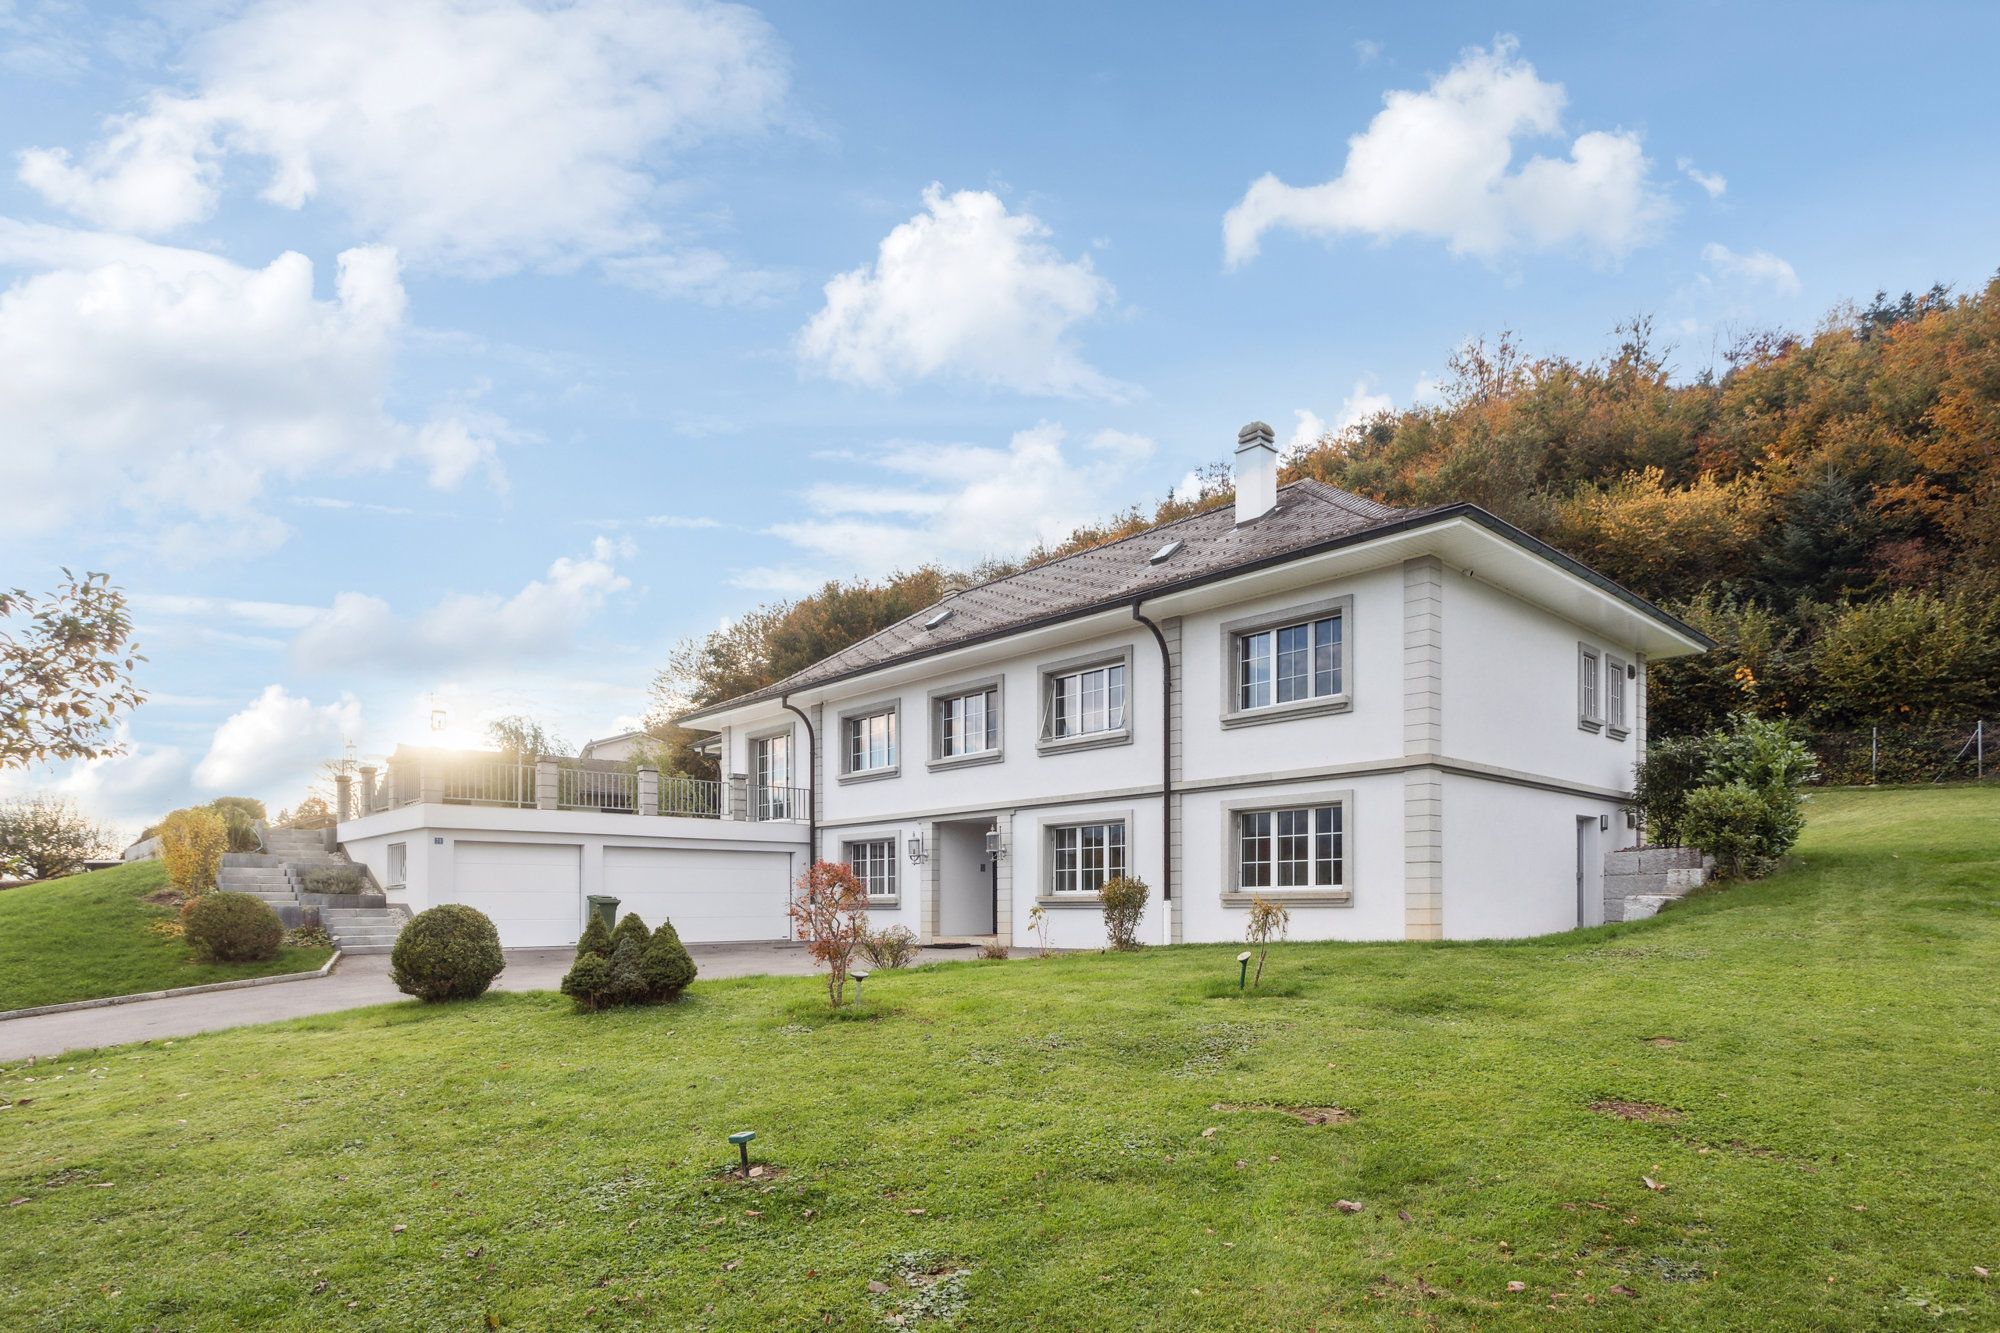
[1640,1036,1682,1048]
[1211,1102,1354,1126]
[141,889,184,908]
[1591,1099,1681,1123]
[711,1164,789,1185]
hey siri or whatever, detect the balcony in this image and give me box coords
[339,750,808,823]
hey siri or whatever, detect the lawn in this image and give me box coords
[0,860,333,1011]
[2,786,1995,1330]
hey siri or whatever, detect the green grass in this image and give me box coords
[3,786,1997,1330]
[0,861,333,1011]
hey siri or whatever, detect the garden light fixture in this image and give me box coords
[852,969,870,1003]
[1237,950,1252,992]
[728,1130,756,1176]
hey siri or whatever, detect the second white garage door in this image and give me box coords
[454,841,581,948]
[602,846,791,943]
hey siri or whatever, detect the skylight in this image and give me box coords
[1148,540,1184,564]
[924,607,955,630]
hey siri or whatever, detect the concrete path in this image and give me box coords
[0,942,979,1062]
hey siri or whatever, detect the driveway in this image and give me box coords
[0,942,977,1063]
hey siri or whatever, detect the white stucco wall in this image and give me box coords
[1438,773,1634,939]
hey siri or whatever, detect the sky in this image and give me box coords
[4,0,1997,837]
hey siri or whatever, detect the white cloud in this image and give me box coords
[1287,378,1395,451]
[0,727,194,839]
[17,0,789,280]
[1287,409,1328,451]
[1701,241,1799,296]
[134,593,324,631]
[0,228,509,542]
[1353,38,1382,65]
[291,537,634,671]
[194,685,359,793]
[762,423,1155,581]
[1223,37,1669,266]
[798,185,1122,398]
[1678,156,1727,199]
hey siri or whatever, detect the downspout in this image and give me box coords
[780,695,818,864]
[1130,601,1173,907]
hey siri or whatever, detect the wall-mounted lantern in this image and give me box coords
[906,834,928,864]
[984,828,1008,860]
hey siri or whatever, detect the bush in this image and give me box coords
[575,911,613,960]
[1680,783,1776,879]
[1633,733,1711,845]
[158,808,228,898]
[182,892,283,963]
[561,952,613,1011]
[605,935,650,1006]
[640,919,697,1001]
[301,865,370,896]
[1246,895,1291,987]
[788,860,870,1007]
[207,797,266,853]
[389,904,505,1002]
[1099,875,1149,950]
[611,911,650,956]
[859,924,920,969]
[0,796,113,881]
[978,938,1011,960]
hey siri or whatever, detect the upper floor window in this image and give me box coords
[1048,819,1126,895]
[1605,653,1630,738]
[1048,662,1126,739]
[844,838,898,900]
[937,686,999,758]
[753,732,793,819]
[844,708,898,776]
[1577,644,1604,732]
[1237,613,1342,710]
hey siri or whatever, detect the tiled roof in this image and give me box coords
[688,480,1444,717]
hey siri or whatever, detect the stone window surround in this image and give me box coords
[1217,787,1355,907]
[1604,652,1632,740]
[839,829,902,908]
[1576,642,1604,733]
[1034,806,1135,906]
[925,674,1005,772]
[835,696,902,785]
[1218,592,1356,729]
[1035,644,1136,756]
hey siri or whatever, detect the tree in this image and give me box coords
[277,794,335,829]
[157,807,228,899]
[1245,895,1290,987]
[1,570,146,768]
[0,797,113,881]
[487,715,566,760]
[787,860,870,1007]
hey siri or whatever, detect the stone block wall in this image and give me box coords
[1603,846,1713,922]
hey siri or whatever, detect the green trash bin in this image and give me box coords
[586,896,620,932]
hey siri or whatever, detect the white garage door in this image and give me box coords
[602,847,791,943]
[454,841,581,948]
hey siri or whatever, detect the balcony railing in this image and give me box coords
[754,784,811,823]
[345,757,808,824]
[558,766,638,813]
[440,761,535,808]
[659,775,723,818]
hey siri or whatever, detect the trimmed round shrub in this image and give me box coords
[605,936,650,1007]
[575,911,613,960]
[859,924,919,970]
[183,891,283,963]
[640,918,697,1001]
[389,904,505,1002]
[561,952,612,1011]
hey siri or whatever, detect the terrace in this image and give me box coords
[337,746,808,823]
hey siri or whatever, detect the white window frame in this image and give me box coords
[1577,643,1604,733]
[1036,811,1132,904]
[1219,789,1354,906]
[751,727,795,820]
[842,837,900,904]
[836,699,900,783]
[927,675,1004,770]
[385,842,407,889]
[1036,646,1134,755]
[1604,653,1630,740]
[1219,595,1354,728]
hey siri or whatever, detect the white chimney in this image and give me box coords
[1234,420,1277,525]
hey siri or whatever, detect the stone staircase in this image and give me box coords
[215,827,408,956]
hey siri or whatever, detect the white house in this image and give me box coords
[336,421,1709,950]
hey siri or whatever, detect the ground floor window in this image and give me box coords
[1237,804,1343,890]
[1049,820,1126,895]
[844,838,898,899]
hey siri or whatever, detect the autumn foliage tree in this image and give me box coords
[157,807,228,900]
[1,570,146,769]
[787,860,870,1007]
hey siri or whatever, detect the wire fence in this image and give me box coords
[1809,719,1989,786]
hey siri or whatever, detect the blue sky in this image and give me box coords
[4,0,1996,834]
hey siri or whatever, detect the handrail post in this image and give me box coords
[535,759,559,810]
[637,766,659,815]
[357,764,378,813]
[418,760,444,805]
[728,772,750,821]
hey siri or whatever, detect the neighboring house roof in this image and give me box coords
[682,479,1710,724]
[580,729,652,757]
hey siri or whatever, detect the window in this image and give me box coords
[1578,644,1603,731]
[754,732,792,819]
[1048,662,1126,739]
[1048,820,1126,895]
[386,842,407,888]
[1605,654,1629,737]
[844,838,898,900]
[936,686,1000,759]
[843,708,898,775]
[1237,612,1343,710]
[1237,805,1343,891]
